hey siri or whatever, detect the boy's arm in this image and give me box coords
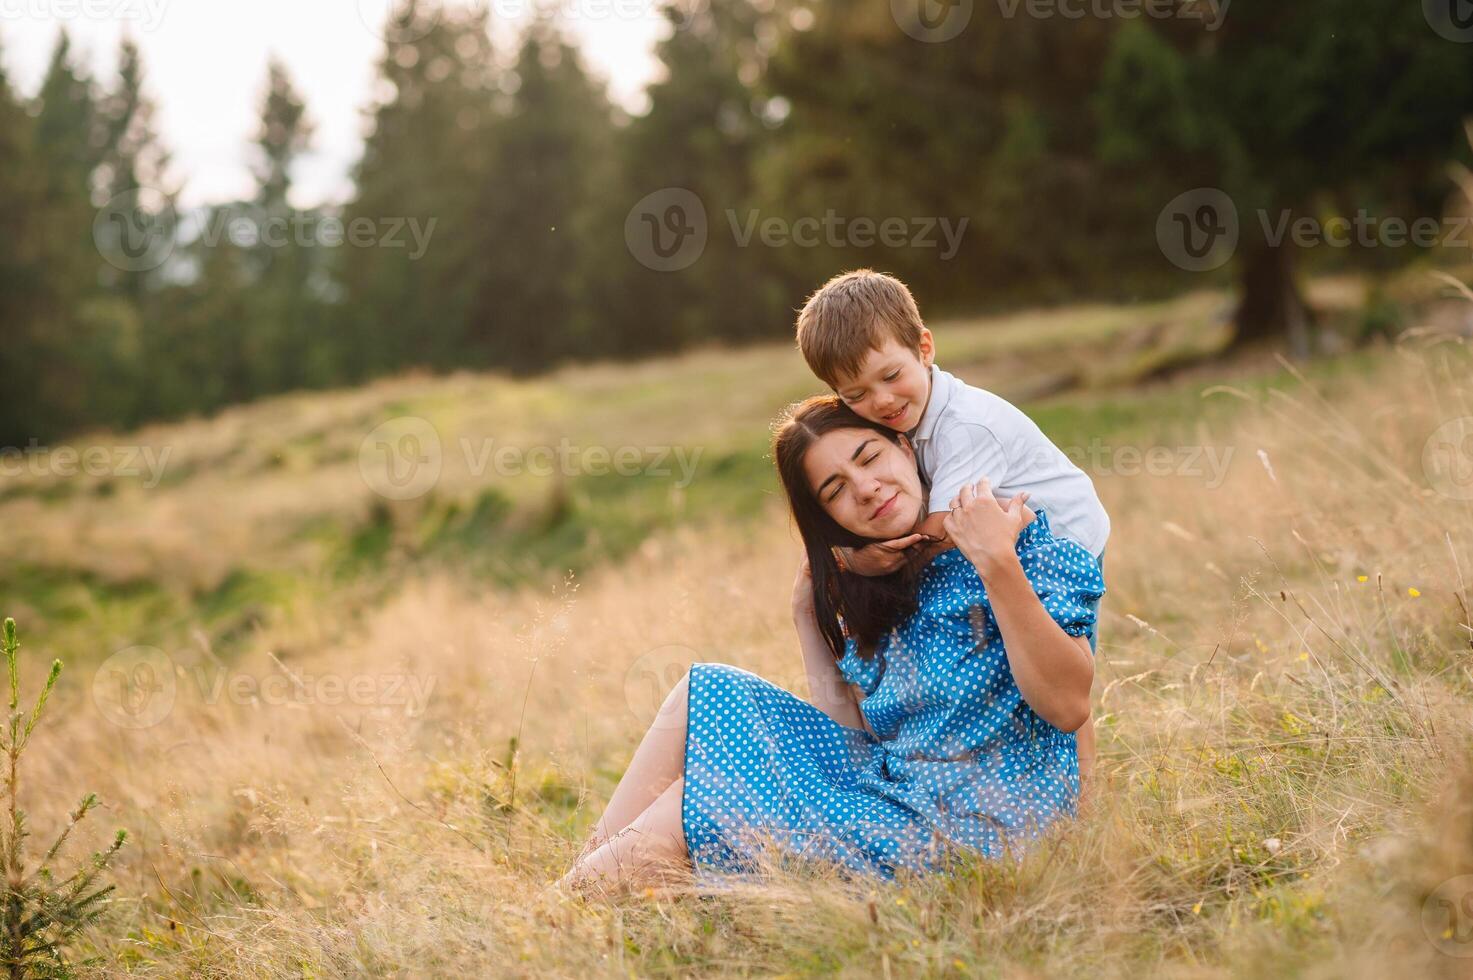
[836,532,932,576]
[913,509,950,542]
[926,421,1010,517]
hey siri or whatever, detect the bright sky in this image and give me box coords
[1,0,666,207]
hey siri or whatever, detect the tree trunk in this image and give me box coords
[1231,237,1313,358]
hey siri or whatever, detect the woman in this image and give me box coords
[557,396,1104,891]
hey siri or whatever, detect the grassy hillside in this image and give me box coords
[0,280,1379,664]
[5,280,1473,976]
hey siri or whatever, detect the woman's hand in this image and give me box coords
[942,479,1035,578]
[791,555,817,623]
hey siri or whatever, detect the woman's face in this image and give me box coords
[802,427,926,540]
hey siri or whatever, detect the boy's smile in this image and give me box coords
[832,330,936,434]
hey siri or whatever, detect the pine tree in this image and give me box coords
[463,22,615,370]
[0,35,62,448]
[252,56,312,216]
[0,619,127,977]
[606,0,789,356]
[95,37,175,302]
[336,0,495,378]
[761,0,1124,311]
[31,30,104,360]
[245,56,323,390]
[34,31,102,201]
[1094,1,1473,352]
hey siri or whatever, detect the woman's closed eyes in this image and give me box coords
[825,451,882,503]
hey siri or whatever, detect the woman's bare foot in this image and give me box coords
[573,832,607,865]
[556,818,689,897]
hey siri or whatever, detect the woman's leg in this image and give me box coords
[582,671,691,849]
[561,777,689,893]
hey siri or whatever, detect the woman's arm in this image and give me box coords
[791,559,868,731]
[974,554,1093,731]
[943,482,1094,733]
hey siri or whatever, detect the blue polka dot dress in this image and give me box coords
[681,508,1106,883]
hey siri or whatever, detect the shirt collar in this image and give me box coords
[910,363,952,445]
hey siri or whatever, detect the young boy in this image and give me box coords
[794,268,1109,575]
[795,268,1110,793]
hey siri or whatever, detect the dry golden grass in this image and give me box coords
[10,307,1473,976]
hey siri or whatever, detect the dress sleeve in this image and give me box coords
[1018,525,1106,642]
[834,618,885,696]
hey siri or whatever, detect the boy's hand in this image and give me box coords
[834,534,931,576]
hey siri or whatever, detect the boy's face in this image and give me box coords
[831,328,935,432]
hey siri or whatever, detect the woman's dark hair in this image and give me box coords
[772,395,924,661]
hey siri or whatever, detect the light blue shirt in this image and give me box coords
[909,364,1110,557]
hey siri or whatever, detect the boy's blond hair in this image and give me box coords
[795,269,925,387]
